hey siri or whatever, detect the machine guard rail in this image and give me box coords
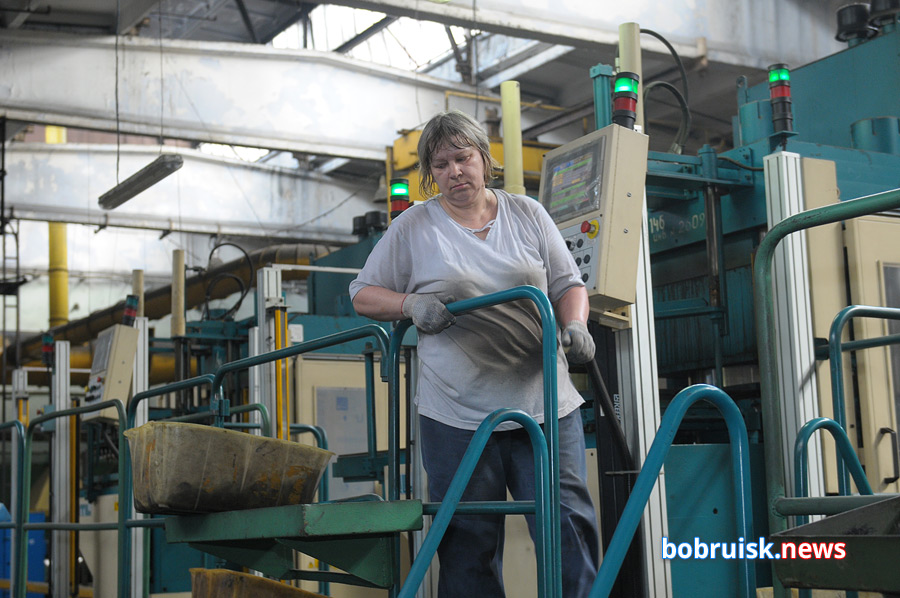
[793,417,872,526]
[18,399,130,598]
[588,384,754,598]
[390,285,562,598]
[398,409,551,598]
[0,421,25,597]
[827,304,900,493]
[753,186,900,598]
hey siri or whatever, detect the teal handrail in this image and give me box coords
[230,402,272,437]
[753,186,900,591]
[169,402,272,437]
[19,399,129,598]
[290,423,330,596]
[828,305,900,493]
[0,421,25,598]
[127,373,216,429]
[793,417,872,527]
[389,285,561,598]
[398,408,551,598]
[211,324,390,398]
[590,384,754,598]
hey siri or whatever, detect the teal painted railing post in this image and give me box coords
[20,400,129,598]
[754,187,900,598]
[794,417,872,526]
[393,285,562,598]
[828,304,900,493]
[589,384,754,598]
[0,421,26,598]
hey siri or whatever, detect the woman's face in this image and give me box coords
[430,143,486,205]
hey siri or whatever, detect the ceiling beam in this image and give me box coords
[309,0,845,70]
[0,29,483,161]
[332,15,397,53]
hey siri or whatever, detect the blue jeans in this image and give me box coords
[419,410,600,598]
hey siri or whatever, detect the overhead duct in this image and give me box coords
[14,243,314,365]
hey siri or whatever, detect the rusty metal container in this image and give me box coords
[125,422,333,515]
[190,568,327,598]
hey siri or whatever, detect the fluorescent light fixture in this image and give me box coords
[98,153,184,210]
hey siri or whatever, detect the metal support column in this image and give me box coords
[763,152,824,505]
[130,317,149,598]
[255,267,284,438]
[50,340,71,598]
[613,22,671,598]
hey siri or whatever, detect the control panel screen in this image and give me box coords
[540,136,605,224]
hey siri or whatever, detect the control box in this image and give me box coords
[538,123,649,314]
[84,324,139,420]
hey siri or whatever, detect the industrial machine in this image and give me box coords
[5,5,899,598]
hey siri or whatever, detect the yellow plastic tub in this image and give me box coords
[125,422,333,515]
[191,569,328,598]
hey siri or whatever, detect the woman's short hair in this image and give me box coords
[416,110,498,198]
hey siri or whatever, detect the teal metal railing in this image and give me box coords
[0,421,25,597]
[127,373,217,429]
[753,186,900,598]
[399,409,551,598]
[827,305,900,493]
[793,417,872,526]
[589,384,755,598]
[290,423,330,596]
[392,285,562,598]
[18,399,130,598]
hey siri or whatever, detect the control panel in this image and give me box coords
[84,323,139,420]
[538,123,649,314]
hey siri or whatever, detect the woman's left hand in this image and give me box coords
[561,321,595,364]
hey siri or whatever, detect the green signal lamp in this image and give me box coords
[390,177,411,219]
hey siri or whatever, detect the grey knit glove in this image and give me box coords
[561,321,595,364]
[401,293,456,334]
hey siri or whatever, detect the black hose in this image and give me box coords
[640,28,690,106]
[643,80,692,154]
[586,357,634,472]
[203,242,255,320]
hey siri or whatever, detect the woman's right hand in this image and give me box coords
[401,293,456,334]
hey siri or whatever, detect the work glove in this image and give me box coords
[401,293,456,334]
[561,320,595,364]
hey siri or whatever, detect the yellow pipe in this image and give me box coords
[46,126,69,329]
[500,81,526,195]
[48,222,69,328]
[617,23,645,130]
[17,398,27,427]
[274,308,286,440]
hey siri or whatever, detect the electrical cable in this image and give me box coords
[202,242,254,320]
[639,28,690,106]
[643,80,691,154]
[639,28,693,153]
[717,155,764,171]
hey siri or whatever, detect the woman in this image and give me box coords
[349,110,599,598]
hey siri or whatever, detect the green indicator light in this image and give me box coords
[614,78,638,93]
[769,68,790,83]
[390,180,409,196]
